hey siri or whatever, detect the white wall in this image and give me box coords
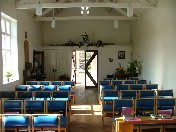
[42,8,130,46]
[0,0,42,90]
[131,0,176,95]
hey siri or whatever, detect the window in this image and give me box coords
[1,12,18,84]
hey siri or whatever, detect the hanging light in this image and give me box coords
[114,19,118,29]
[51,9,55,28]
[36,2,42,16]
[51,18,55,28]
[127,3,133,17]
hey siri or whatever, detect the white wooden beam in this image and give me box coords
[34,16,138,21]
[16,2,156,9]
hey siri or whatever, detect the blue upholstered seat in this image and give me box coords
[53,91,70,101]
[115,85,128,90]
[51,81,62,85]
[4,115,29,127]
[101,90,118,101]
[29,85,42,91]
[145,84,158,90]
[123,80,135,84]
[0,91,16,99]
[139,90,155,98]
[26,81,38,85]
[111,80,123,86]
[136,80,147,84]
[35,91,51,100]
[43,85,56,91]
[15,85,29,91]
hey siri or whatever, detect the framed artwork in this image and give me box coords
[118,51,125,59]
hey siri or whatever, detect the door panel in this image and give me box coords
[85,50,98,88]
[44,50,68,81]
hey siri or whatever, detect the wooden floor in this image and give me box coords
[69,84,112,132]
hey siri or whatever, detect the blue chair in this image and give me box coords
[130,84,144,91]
[15,85,29,91]
[145,84,158,90]
[58,85,71,91]
[99,80,110,85]
[38,81,50,85]
[123,80,135,84]
[32,114,66,132]
[16,91,33,100]
[29,85,42,91]
[111,80,123,86]
[0,91,16,99]
[43,85,56,91]
[24,100,45,114]
[113,99,134,116]
[101,90,119,102]
[2,114,31,131]
[46,100,68,116]
[120,90,137,99]
[136,98,156,116]
[35,91,51,100]
[157,89,173,98]
[63,81,75,88]
[115,85,129,90]
[139,90,155,99]
[156,98,175,114]
[52,91,70,101]
[136,80,147,84]
[2,100,23,114]
[26,81,38,85]
[51,81,62,85]
[129,77,139,80]
[102,102,113,124]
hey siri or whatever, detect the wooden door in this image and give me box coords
[44,49,68,81]
[85,50,98,88]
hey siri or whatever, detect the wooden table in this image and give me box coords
[115,116,176,132]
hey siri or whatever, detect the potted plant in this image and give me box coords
[127,59,140,76]
[5,72,12,82]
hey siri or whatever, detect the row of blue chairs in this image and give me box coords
[99,80,148,86]
[0,100,70,115]
[15,84,74,92]
[26,81,75,87]
[0,91,72,101]
[102,98,176,124]
[1,114,67,132]
[100,89,174,102]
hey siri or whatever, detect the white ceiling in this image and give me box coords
[16,0,158,21]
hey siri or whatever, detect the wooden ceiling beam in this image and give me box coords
[16,2,156,9]
[34,16,138,21]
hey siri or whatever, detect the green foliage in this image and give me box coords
[127,59,140,75]
[115,67,125,74]
[5,72,12,78]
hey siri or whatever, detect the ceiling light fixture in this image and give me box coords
[114,19,118,29]
[127,3,133,17]
[81,7,89,16]
[51,9,55,28]
[36,2,42,16]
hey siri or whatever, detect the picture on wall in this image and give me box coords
[118,51,125,59]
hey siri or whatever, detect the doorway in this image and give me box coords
[71,50,98,88]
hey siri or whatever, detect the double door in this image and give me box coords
[44,49,69,81]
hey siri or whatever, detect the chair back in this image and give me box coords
[136,80,147,84]
[38,81,50,85]
[24,100,45,114]
[139,90,155,99]
[157,89,173,98]
[135,98,155,116]
[145,84,158,90]
[123,80,135,84]
[35,91,51,100]
[120,90,137,99]
[0,91,16,99]
[115,85,128,90]
[111,80,123,86]
[51,81,62,85]
[26,81,38,85]
[130,84,144,91]
[2,100,23,114]
[16,91,33,100]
